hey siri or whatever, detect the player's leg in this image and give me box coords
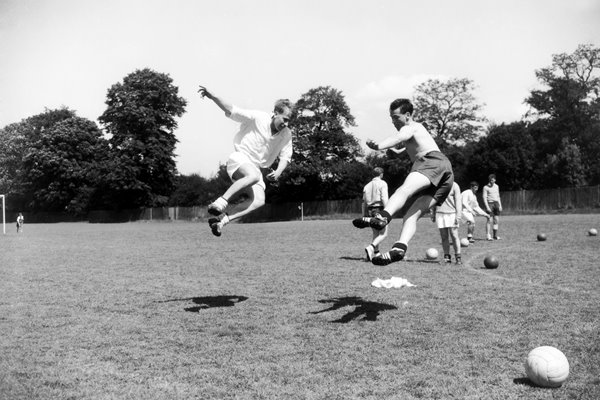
[449,225,462,264]
[491,202,501,239]
[372,195,434,266]
[463,211,475,242]
[440,228,451,263]
[364,172,432,231]
[371,225,388,250]
[208,156,261,215]
[209,183,265,237]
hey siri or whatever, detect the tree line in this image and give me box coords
[1,45,599,214]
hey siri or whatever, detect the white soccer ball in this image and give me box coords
[525,346,569,387]
[460,238,470,247]
[425,248,438,260]
[589,228,598,236]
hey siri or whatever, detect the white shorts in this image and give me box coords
[436,213,456,229]
[462,207,488,224]
[226,151,266,190]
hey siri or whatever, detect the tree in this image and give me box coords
[413,78,487,147]
[0,108,78,211]
[22,116,111,213]
[274,86,365,201]
[525,44,600,185]
[466,122,537,191]
[99,68,187,208]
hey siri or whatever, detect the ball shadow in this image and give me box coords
[513,377,536,387]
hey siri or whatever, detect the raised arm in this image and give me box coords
[198,86,233,116]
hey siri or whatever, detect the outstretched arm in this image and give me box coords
[366,137,404,151]
[198,86,233,116]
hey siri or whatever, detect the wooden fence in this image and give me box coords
[13,186,600,224]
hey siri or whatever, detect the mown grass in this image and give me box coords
[1,215,599,399]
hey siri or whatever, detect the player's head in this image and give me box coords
[373,167,384,178]
[271,99,293,133]
[470,181,479,191]
[488,174,496,183]
[389,99,413,130]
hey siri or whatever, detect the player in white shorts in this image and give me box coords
[431,182,462,264]
[461,182,491,242]
[198,86,293,236]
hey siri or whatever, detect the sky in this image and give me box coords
[1,0,599,178]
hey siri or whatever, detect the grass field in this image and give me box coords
[1,214,599,399]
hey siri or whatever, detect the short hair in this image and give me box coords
[389,98,414,115]
[470,181,479,188]
[373,167,384,177]
[274,99,293,114]
[489,174,496,180]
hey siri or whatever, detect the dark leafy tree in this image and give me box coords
[466,122,537,190]
[99,68,187,207]
[274,86,364,201]
[22,117,110,214]
[0,108,78,211]
[525,44,600,184]
[413,78,487,148]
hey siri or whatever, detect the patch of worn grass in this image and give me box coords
[1,215,599,399]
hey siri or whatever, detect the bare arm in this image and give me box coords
[454,187,462,223]
[198,86,233,116]
[267,159,289,182]
[367,125,415,151]
[482,186,491,211]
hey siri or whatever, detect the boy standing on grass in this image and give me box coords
[461,182,491,242]
[431,182,463,264]
[483,174,502,240]
[355,167,389,261]
[198,86,293,237]
[352,98,454,265]
[16,212,24,233]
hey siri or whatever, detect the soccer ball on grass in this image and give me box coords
[525,346,569,387]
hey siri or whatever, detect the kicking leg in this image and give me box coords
[209,184,265,237]
[208,163,261,215]
[369,172,432,230]
[372,195,434,265]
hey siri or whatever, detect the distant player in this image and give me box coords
[354,167,389,261]
[352,98,454,265]
[483,174,502,240]
[461,182,491,242]
[431,182,462,264]
[198,86,293,236]
[16,212,24,233]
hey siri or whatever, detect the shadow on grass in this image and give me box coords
[157,295,248,312]
[310,296,397,323]
[513,377,543,388]
[339,256,366,261]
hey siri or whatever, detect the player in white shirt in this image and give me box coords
[461,182,491,242]
[431,182,462,264]
[354,167,389,261]
[198,86,293,237]
[482,174,503,240]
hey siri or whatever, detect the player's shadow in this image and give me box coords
[310,296,397,323]
[157,295,248,312]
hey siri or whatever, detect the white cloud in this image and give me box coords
[354,74,449,101]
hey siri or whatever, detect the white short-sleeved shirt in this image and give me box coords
[461,189,479,211]
[363,177,388,207]
[228,106,293,169]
